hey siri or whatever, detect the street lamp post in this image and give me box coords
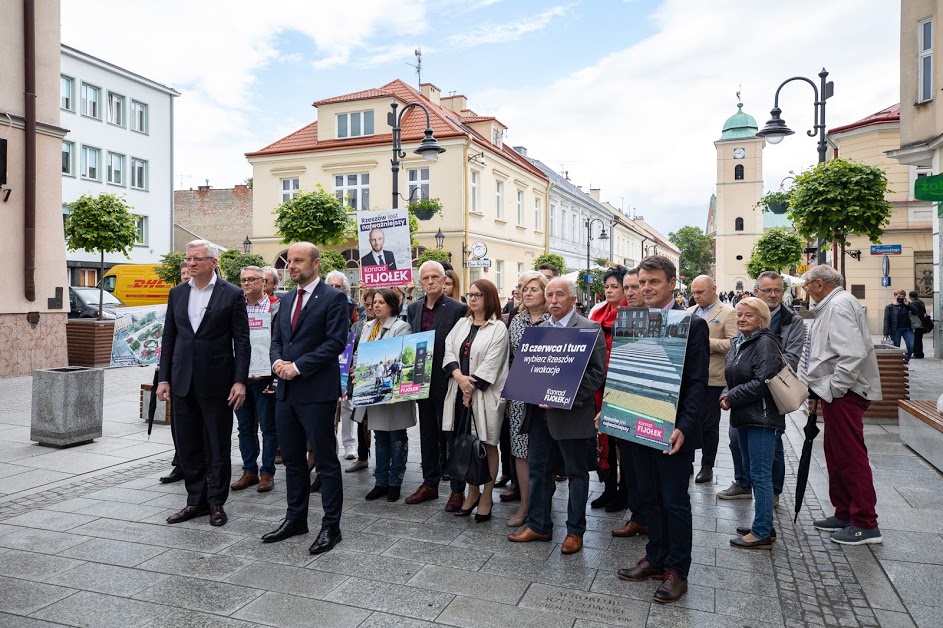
[389,101,445,209]
[756,67,834,264]
[585,217,609,307]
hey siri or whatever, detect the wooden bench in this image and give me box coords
[864,348,909,423]
[898,400,943,472]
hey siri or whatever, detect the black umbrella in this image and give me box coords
[793,399,820,523]
[147,368,159,438]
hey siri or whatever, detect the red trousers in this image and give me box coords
[822,392,879,529]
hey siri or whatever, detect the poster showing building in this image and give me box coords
[350,330,434,407]
[358,209,412,288]
[110,305,167,366]
[599,307,692,451]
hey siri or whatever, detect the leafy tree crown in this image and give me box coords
[274,184,352,245]
[64,193,138,256]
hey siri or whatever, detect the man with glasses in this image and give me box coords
[231,266,279,494]
[157,240,250,527]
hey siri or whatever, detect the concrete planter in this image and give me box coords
[66,318,115,368]
[30,366,104,447]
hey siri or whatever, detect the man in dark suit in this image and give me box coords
[402,260,468,510]
[360,228,397,269]
[507,277,607,555]
[262,242,349,555]
[157,240,250,527]
[616,255,708,605]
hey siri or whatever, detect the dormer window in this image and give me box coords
[337,110,375,138]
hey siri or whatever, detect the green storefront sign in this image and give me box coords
[914,173,943,201]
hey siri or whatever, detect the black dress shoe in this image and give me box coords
[262,518,309,543]
[695,466,713,484]
[494,474,511,488]
[166,504,209,524]
[365,485,388,501]
[159,468,185,484]
[310,473,322,493]
[209,504,227,527]
[590,491,612,509]
[605,492,627,513]
[309,526,342,554]
[386,487,401,502]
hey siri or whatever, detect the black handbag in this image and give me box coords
[444,405,492,486]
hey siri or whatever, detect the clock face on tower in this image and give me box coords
[733,147,746,159]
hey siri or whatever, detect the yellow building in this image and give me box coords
[245,80,549,298]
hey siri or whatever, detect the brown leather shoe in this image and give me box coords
[612,521,649,538]
[257,474,274,492]
[507,527,552,543]
[499,488,521,502]
[209,504,227,527]
[166,504,209,524]
[231,472,259,491]
[561,533,583,554]
[405,485,439,505]
[617,558,666,582]
[444,491,465,512]
[653,572,688,603]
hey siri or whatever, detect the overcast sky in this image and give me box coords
[61,0,900,236]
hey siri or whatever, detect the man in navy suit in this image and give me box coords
[157,240,250,527]
[359,228,397,270]
[616,255,708,605]
[262,242,349,555]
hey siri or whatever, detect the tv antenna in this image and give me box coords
[407,48,422,87]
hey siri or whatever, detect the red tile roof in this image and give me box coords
[828,103,900,136]
[313,88,394,106]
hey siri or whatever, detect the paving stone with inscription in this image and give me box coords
[519,583,650,627]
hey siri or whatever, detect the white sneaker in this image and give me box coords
[344,448,356,460]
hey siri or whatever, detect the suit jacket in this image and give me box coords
[158,279,250,398]
[407,294,467,402]
[360,250,397,270]
[270,280,349,403]
[687,300,736,387]
[675,303,709,452]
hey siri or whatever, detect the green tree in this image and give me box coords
[533,253,567,274]
[416,248,451,268]
[318,249,347,279]
[155,251,186,286]
[401,345,415,365]
[218,249,266,284]
[668,226,712,282]
[64,193,138,319]
[274,184,351,245]
[787,158,892,276]
[745,227,805,279]
[587,267,607,301]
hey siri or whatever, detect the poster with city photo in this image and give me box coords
[598,307,692,452]
[358,209,412,288]
[110,305,167,367]
[350,330,435,408]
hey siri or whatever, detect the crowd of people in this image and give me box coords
[155,239,886,605]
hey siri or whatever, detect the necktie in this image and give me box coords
[291,288,305,331]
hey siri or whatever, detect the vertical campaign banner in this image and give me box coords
[338,331,356,391]
[350,330,435,407]
[247,311,272,377]
[358,209,412,288]
[110,305,167,366]
[501,326,600,409]
[599,307,692,451]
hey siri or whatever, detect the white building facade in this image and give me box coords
[60,45,178,286]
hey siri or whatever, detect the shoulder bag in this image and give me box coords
[764,338,809,415]
[444,405,492,486]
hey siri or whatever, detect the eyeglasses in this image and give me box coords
[466,292,483,300]
[240,277,263,284]
[757,288,784,295]
[185,256,213,263]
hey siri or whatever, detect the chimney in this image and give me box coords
[420,82,441,105]
[441,94,468,113]
[589,188,600,202]
[513,146,527,157]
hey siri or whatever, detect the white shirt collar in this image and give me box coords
[189,273,218,292]
[297,276,320,293]
[550,308,576,327]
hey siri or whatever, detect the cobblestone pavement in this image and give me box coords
[0,353,939,627]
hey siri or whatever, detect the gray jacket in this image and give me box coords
[772,304,805,372]
[803,287,882,403]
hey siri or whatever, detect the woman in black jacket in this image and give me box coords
[719,297,785,551]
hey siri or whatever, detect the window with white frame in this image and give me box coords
[516,190,524,225]
[62,141,74,176]
[281,177,300,202]
[61,76,74,111]
[471,171,480,212]
[495,180,504,219]
[534,198,542,231]
[134,215,148,245]
[561,208,567,240]
[336,110,375,138]
[107,92,125,126]
[131,100,148,133]
[550,204,556,236]
[920,18,933,102]
[572,213,579,243]
[81,146,100,180]
[334,173,370,210]
[408,167,430,201]
[107,152,125,185]
[80,83,100,119]
[496,260,505,292]
[131,158,148,190]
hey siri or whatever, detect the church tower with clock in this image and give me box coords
[709,102,765,292]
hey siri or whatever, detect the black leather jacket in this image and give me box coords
[723,328,785,431]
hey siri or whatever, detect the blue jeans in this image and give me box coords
[527,410,591,536]
[374,429,408,487]
[234,379,278,476]
[729,424,784,494]
[891,329,915,362]
[738,426,778,539]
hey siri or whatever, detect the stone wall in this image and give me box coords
[0,313,68,377]
[174,185,253,251]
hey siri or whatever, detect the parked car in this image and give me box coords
[68,287,125,319]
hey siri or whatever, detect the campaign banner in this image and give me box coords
[599,307,692,451]
[358,209,412,288]
[110,305,167,366]
[248,311,272,377]
[350,330,434,407]
[502,326,599,409]
[338,331,356,391]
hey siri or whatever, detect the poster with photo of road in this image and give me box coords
[599,307,692,452]
[350,330,435,408]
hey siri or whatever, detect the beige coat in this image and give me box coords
[352,317,417,431]
[441,316,509,446]
[688,300,737,387]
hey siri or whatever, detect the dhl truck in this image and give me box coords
[100,264,171,306]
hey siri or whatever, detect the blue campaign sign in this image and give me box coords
[871,244,902,255]
[502,326,600,409]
